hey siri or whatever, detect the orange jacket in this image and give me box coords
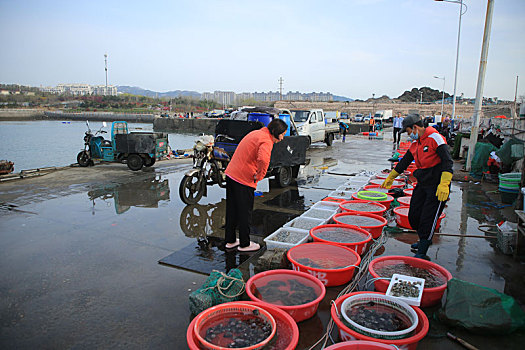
[225,127,274,188]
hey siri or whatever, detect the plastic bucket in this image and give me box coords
[333,212,387,239]
[393,206,445,230]
[248,113,272,126]
[193,302,276,350]
[278,114,291,136]
[187,301,299,350]
[245,269,326,322]
[403,188,413,197]
[356,190,387,201]
[323,196,347,203]
[331,292,429,350]
[373,173,390,180]
[499,188,519,204]
[339,200,387,216]
[287,242,361,287]
[324,341,397,350]
[397,196,412,206]
[363,184,391,195]
[310,224,372,255]
[368,178,405,188]
[368,256,452,307]
[499,172,522,183]
[351,193,395,210]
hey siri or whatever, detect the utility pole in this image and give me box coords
[466,0,494,172]
[104,53,108,96]
[512,75,519,135]
[278,77,284,101]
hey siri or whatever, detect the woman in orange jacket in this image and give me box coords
[224,118,288,252]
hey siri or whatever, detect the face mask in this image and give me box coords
[409,131,419,141]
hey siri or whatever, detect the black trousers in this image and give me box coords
[393,127,401,143]
[225,176,254,248]
[408,185,446,241]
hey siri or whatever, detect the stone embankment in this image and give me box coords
[275,101,514,119]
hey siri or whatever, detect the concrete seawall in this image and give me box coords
[0,109,46,120]
[153,117,221,134]
[44,111,155,123]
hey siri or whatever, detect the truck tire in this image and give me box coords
[127,154,143,171]
[276,166,293,188]
[325,133,334,146]
[77,151,91,167]
[144,155,156,167]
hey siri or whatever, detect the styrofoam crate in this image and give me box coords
[328,190,354,201]
[385,273,425,306]
[337,184,362,193]
[264,227,309,250]
[284,216,325,231]
[301,207,335,221]
[312,200,341,214]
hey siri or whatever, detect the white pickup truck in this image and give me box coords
[291,109,340,146]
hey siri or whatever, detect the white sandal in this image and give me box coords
[238,241,260,252]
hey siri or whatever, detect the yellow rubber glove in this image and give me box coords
[380,169,399,189]
[436,172,453,201]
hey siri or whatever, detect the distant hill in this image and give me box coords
[117,86,201,98]
[333,95,354,102]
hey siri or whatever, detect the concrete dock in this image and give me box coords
[0,133,523,349]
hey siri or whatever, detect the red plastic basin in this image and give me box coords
[368,256,453,307]
[368,178,405,188]
[323,196,347,203]
[287,242,361,287]
[363,184,390,194]
[373,173,390,180]
[403,188,413,196]
[339,200,387,216]
[393,206,446,230]
[187,301,299,350]
[310,224,372,255]
[333,212,387,239]
[331,292,429,350]
[324,341,396,350]
[397,196,412,206]
[351,193,395,210]
[245,269,326,322]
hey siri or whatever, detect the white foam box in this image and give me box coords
[301,207,335,221]
[264,227,309,250]
[337,184,363,193]
[385,273,425,306]
[328,190,354,201]
[311,200,341,214]
[284,216,325,231]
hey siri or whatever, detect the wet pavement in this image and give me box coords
[1,135,524,349]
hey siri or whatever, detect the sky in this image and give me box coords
[0,0,524,100]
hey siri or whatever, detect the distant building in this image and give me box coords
[40,84,117,96]
[200,90,334,104]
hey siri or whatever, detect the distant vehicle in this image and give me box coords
[340,112,349,119]
[373,110,393,122]
[354,113,364,122]
[363,114,371,122]
[291,109,340,146]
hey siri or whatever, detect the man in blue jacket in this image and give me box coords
[381,114,453,260]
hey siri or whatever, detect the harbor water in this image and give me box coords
[0,120,198,172]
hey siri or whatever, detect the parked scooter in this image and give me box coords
[77,121,109,167]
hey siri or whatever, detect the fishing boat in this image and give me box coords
[0,160,14,175]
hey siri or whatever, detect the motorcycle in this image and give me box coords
[77,121,109,167]
[178,134,232,205]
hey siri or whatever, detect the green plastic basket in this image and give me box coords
[357,190,388,201]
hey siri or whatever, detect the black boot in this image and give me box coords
[410,240,432,252]
[414,239,432,260]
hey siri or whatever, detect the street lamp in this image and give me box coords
[434,0,467,121]
[433,75,446,118]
